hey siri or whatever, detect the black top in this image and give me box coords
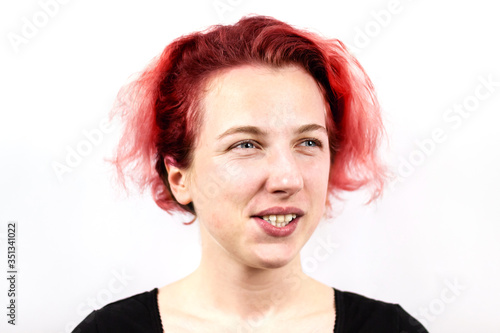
[72,288,428,332]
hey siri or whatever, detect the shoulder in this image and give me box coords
[334,289,428,333]
[72,288,163,333]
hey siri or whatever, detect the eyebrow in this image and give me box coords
[216,123,327,140]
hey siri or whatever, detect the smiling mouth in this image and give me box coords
[256,214,298,228]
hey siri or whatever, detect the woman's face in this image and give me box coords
[180,65,331,269]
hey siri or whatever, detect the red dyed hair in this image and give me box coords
[110,15,387,222]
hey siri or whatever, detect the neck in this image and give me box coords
[183,225,312,322]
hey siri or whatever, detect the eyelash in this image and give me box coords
[231,138,323,150]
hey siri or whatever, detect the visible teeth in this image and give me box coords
[260,214,298,228]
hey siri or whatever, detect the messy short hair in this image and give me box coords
[110,15,387,221]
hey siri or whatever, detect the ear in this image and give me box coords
[164,157,192,206]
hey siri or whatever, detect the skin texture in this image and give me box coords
[159,65,335,331]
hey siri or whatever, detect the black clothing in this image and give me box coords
[73,288,428,332]
[333,289,427,332]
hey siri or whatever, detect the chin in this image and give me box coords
[259,260,292,270]
[250,247,297,270]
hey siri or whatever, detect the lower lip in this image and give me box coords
[252,216,300,237]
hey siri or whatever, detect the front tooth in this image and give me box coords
[263,214,297,227]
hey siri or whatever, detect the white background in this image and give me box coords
[1,0,499,332]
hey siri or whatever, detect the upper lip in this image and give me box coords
[253,206,305,217]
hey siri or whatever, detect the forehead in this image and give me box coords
[201,65,328,135]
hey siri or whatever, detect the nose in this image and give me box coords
[265,148,304,196]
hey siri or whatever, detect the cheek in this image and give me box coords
[302,157,331,214]
[191,159,261,216]
[215,159,262,197]
[304,156,330,187]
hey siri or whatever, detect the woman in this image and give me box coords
[74,15,428,332]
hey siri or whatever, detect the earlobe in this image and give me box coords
[164,157,192,205]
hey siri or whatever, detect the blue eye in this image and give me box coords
[234,140,256,149]
[300,139,322,147]
[231,139,322,150]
